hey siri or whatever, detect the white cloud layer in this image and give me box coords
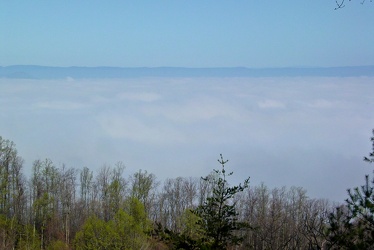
[116,92,162,102]
[0,77,373,202]
[97,113,185,144]
[258,99,286,109]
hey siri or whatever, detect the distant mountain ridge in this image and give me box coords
[1,65,373,79]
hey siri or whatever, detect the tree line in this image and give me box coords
[0,131,373,249]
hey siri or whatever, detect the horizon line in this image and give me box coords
[2,64,374,69]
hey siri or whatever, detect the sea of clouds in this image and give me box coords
[1,76,373,202]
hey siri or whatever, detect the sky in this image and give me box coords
[1,1,374,68]
[1,2,374,202]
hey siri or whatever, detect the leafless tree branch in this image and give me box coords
[335,0,346,10]
[335,0,372,10]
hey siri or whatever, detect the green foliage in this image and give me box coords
[33,192,54,225]
[343,130,374,248]
[74,215,112,250]
[0,215,17,249]
[46,240,69,250]
[74,198,150,250]
[194,154,250,249]
[131,169,157,215]
[0,215,41,250]
[131,169,154,202]
[179,209,205,242]
[17,224,41,250]
[162,209,207,250]
[4,133,365,249]
[326,206,356,249]
[153,219,205,250]
[327,129,374,249]
[125,197,152,233]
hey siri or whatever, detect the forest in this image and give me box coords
[0,131,373,250]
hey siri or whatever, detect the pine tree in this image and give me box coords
[327,129,374,249]
[345,129,374,248]
[194,154,250,249]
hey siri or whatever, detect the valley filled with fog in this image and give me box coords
[1,75,373,202]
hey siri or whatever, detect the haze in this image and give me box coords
[1,1,374,202]
[1,76,373,201]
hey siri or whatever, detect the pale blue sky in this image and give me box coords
[1,2,374,202]
[1,1,373,67]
